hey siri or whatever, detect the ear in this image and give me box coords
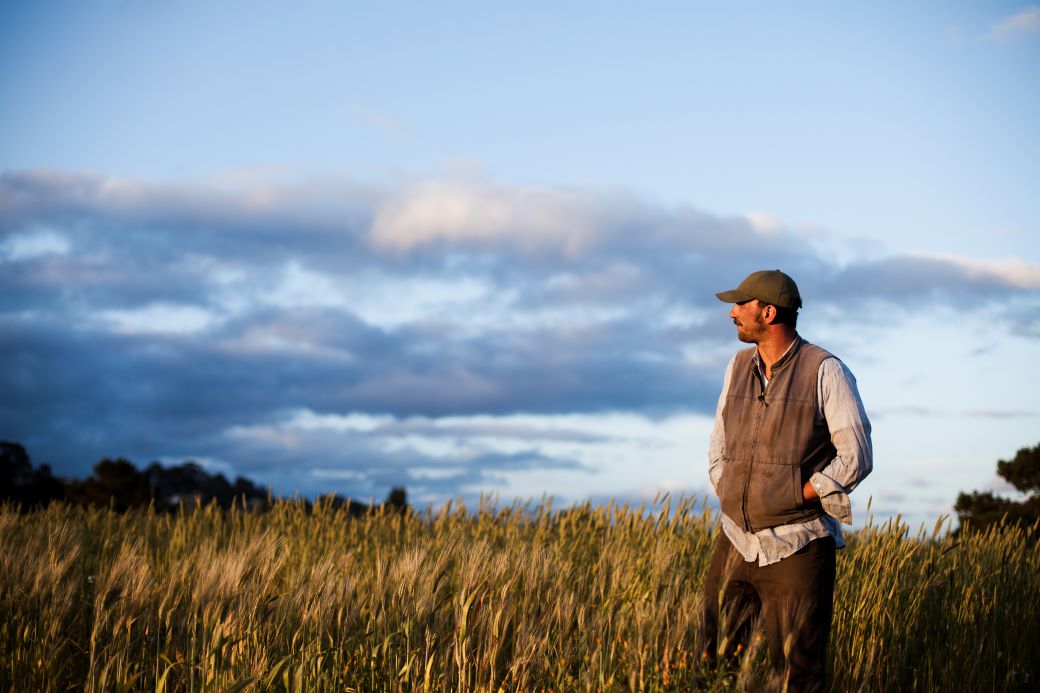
[762,304,776,324]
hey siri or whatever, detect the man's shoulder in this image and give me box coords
[798,339,838,365]
[801,342,861,387]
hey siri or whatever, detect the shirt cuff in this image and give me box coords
[810,472,853,525]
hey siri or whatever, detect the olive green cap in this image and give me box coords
[715,269,802,310]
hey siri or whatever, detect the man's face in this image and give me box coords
[729,300,768,344]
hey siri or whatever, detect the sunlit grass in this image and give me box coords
[1,496,1036,691]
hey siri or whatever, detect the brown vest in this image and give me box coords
[718,337,836,532]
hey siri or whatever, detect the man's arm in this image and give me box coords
[707,356,736,492]
[801,357,873,523]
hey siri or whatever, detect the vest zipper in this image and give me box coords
[741,376,767,532]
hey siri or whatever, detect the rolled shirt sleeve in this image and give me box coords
[811,357,873,525]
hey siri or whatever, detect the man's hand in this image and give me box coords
[802,479,819,502]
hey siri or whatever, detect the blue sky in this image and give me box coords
[2,1,1038,528]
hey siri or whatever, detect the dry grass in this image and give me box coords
[1,496,1037,691]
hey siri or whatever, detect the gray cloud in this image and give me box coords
[871,405,1038,422]
[961,409,1037,419]
[869,405,944,420]
[3,170,1038,498]
[1004,300,1040,339]
[817,255,1037,307]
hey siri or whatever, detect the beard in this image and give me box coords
[735,313,766,343]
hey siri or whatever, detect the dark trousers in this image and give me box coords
[702,531,836,693]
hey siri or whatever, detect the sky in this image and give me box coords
[1,1,1038,530]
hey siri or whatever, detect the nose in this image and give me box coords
[729,305,738,319]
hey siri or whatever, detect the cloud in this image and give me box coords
[819,254,1038,305]
[2,169,1038,499]
[349,106,412,138]
[869,405,943,420]
[1005,300,1040,339]
[99,303,218,335]
[938,255,1040,289]
[1,227,70,260]
[865,405,1037,422]
[199,410,600,502]
[961,409,1037,419]
[368,180,625,256]
[743,211,783,234]
[289,410,614,444]
[983,5,1040,43]
[876,490,907,504]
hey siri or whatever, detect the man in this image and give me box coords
[702,269,872,692]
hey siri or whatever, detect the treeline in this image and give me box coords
[955,441,1039,535]
[0,441,406,515]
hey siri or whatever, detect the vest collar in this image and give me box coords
[750,334,804,378]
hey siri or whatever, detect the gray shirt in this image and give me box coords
[708,341,873,566]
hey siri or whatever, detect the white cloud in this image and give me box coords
[288,410,393,433]
[212,408,713,503]
[932,253,1040,289]
[983,5,1040,43]
[1,228,70,260]
[287,409,608,442]
[263,262,348,309]
[224,423,306,450]
[743,211,783,234]
[369,181,615,255]
[258,261,503,334]
[98,303,217,335]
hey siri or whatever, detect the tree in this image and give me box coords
[955,442,1040,534]
[385,486,408,513]
[2,440,403,515]
[1,442,33,498]
[77,458,152,511]
[144,460,267,509]
[1,441,66,508]
[996,444,1040,495]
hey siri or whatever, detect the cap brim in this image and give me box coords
[715,289,753,303]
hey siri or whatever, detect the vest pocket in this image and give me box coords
[746,461,803,527]
[717,459,741,519]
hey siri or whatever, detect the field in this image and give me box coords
[2,497,1037,692]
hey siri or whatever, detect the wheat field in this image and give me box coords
[1,496,1037,692]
